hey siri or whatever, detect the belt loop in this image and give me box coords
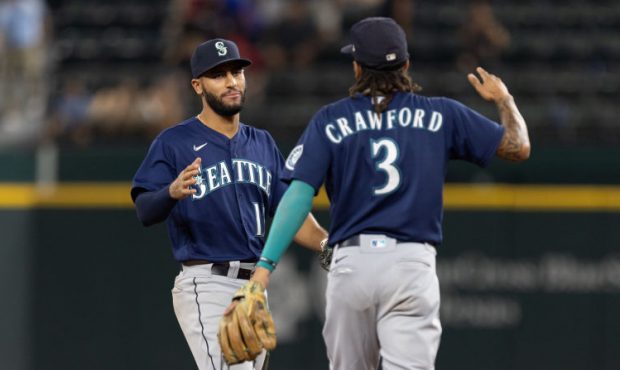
[228,261,240,279]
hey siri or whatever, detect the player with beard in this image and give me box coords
[131,39,327,370]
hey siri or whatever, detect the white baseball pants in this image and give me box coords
[323,235,442,370]
[172,263,267,370]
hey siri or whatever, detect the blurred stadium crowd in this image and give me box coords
[0,0,619,148]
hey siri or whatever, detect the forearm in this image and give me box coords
[495,95,530,162]
[256,181,315,277]
[293,213,328,253]
[134,186,177,226]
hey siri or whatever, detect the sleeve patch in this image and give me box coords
[285,145,304,171]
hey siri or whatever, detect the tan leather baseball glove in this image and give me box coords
[218,281,276,365]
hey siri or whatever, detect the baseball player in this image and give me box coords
[240,17,530,370]
[130,38,327,370]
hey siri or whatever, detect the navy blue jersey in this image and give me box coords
[132,118,288,262]
[283,92,505,246]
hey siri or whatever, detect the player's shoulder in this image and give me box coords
[425,95,464,109]
[396,92,452,107]
[156,117,198,143]
[324,95,359,111]
[404,94,470,116]
[239,123,278,145]
[310,95,358,123]
[154,117,199,144]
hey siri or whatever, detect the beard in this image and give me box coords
[204,89,245,117]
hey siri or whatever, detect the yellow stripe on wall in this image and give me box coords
[443,184,620,211]
[0,183,132,208]
[1,183,620,211]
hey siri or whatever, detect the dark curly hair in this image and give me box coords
[349,63,422,113]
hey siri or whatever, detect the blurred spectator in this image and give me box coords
[44,73,185,146]
[88,78,141,137]
[220,0,263,42]
[48,80,93,147]
[136,72,186,138]
[163,0,267,103]
[456,0,510,72]
[0,0,49,145]
[40,0,620,147]
[164,0,264,64]
[162,0,220,66]
[255,0,286,27]
[547,97,577,144]
[339,0,384,29]
[309,0,343,44]
[382,0,415,41]
[262,0,318,69]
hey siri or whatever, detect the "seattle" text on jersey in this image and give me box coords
[192,158,273,200]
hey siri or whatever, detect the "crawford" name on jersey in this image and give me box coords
[325,108,443,144]
[192,158,273,200]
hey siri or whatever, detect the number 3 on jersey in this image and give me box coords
[370,138,401,195]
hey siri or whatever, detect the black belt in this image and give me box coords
[183,260,254,280]
[338,235,437,248]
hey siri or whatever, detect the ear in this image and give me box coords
[353,61,362,79]
[402,59,410,71]
[191,78,203,95]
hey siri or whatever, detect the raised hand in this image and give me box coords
[467,67,511,103]
[169,157,201,200]
[467,68,531,162]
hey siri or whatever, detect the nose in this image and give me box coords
[225,72,238,87]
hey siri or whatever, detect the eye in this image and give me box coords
[232,69,243,76]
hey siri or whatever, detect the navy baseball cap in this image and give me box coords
[340,17,409,70]
[190,38,252,78]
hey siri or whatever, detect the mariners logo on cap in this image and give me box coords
[285,145,304,171]
[215,41,228,56]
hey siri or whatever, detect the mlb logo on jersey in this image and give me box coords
[370,238,387,249]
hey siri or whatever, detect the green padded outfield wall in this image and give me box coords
[0,211,33,370]
[0,209,617,370]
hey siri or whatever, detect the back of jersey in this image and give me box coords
[284,91,504,246]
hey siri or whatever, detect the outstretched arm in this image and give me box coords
[293,213,328,253]
[468,67,531,162]
[253,180,316,288]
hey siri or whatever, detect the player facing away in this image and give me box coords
[130,38,327,370]
[229,17,531,370]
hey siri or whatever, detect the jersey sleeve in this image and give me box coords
[282,111,332,194]
[131,136,177,201]
[443,97,505,167]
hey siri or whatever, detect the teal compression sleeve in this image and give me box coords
[257,180,315,271]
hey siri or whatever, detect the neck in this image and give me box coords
[196,109,240,139]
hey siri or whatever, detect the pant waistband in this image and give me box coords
[338,235,437,248]
[182,260,254,280]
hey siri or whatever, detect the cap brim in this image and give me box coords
[340,44,354,54]
[194,58,252,78]
[209,58,252,71]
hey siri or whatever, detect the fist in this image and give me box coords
[169,157,201,200]
[467,67,511,104]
